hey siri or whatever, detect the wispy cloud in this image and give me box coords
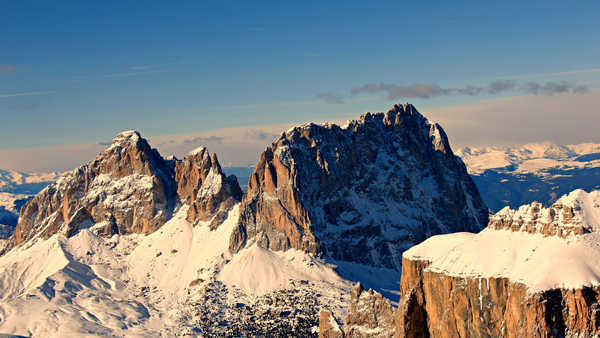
[315,92,345,104]
[502,67,600,79]
[183,136,225,144]
[103,69,167,78]
[350,80,588,100]
[0,65,18,74]
[0,90,55,99]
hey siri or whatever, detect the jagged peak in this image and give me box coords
[189,146,208,156]
[111,130,142,145]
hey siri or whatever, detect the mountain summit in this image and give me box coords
[230,103,488,271]
[2,130,241,254]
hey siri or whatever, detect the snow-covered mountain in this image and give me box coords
[230,103,488,298]
[331,189,600,337]
[0,104,488,336]
[0,169,59,194]
[456,142,600,212]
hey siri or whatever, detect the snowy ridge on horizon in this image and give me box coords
[456,141,600,175]
[456,141,600,212]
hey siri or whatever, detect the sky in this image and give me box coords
[0,1,599,172]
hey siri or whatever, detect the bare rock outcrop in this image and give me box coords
[2,131,241,253]
[488,190,596,237]
[174,147,242,229]
[319,309,345,338]
[333,190,600,337]
[396,255,600,337]
[344,283,396,338]
[230,103,488,270]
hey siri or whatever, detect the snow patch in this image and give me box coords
[218,243,346,295]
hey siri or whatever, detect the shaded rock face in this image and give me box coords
[3,131,241,253]
[395,256,600,337]
[230,103,488,270]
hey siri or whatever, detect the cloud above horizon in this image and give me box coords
[0,89,598,173]
[315,92,345,104]
[350,80,588,100]
[0,65,18,74]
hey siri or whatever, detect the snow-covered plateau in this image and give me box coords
[404,189,600,292]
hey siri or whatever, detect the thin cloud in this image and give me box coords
[103,69,166,78]
[0,91,55,99]
[350,80,588,100]
[244,129,278,142]
[0,65,18,74]
[315,92,345,104]
[183,136,225,144]
[502,67,600,79]
[129,65,155,71]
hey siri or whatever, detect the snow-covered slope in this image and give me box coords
[0,205,351,337]
[456,142,600,211]
[404,189,600,292]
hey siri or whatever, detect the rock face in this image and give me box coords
[230,103,488,270]
[344,283,396,338]
[336,189,600,337]
[174,147,242,229]
[2,131,241,253]
[396,256,600,338]
[319,309,344,338]
[318,283,396,338]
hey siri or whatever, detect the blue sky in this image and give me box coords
[1,0,599,155]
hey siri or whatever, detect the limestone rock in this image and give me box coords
[230,103,488,271]
[174,147,242,229]
[344,283,396,338]
[3,131,241,254]
[396,255,600,337]
[319,309,344,338]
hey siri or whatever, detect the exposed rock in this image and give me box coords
[319,309,344,338]
[336,190,600,337]
[174,147,242,229]
[230,103,488,271]
[344,283,396,338]
[488,189,599,237]
[2,131,241,254]
[396,255,600,337]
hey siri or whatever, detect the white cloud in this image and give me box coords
[0,91,54,99]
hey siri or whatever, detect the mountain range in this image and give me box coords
[457,142,600,212]
[1,103,599,337]
[0,104,489,336]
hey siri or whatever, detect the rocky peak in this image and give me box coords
[230,103,488,271]
[319,282,396,338]
[2,131,241,254]
[174,148,242,229]
[489,189,600,237]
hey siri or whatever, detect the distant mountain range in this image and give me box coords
[0,170,58,236]
[456,142,600,212]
